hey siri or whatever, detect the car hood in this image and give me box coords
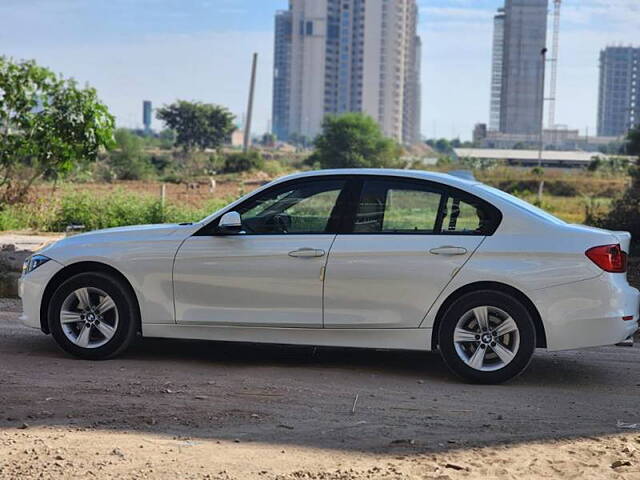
[39,223,199,257]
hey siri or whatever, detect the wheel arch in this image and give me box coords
[40,261,142,335]
[430,281,547,350]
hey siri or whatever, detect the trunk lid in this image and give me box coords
[569,224,632,253]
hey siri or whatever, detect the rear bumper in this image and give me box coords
[18,259,64,331]
[531,273,640,351]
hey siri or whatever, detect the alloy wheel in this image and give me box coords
[59,287,119,349]
[453,305,520,372]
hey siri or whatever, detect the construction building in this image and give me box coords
[489,0,548,136]
[272,0,422,145]
[597,46,640,137]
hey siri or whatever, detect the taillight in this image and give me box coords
[585,244,627,273]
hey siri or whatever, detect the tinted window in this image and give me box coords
[351,178,501,236]
[237,180,346,234]
[442,195,486,234]
[354,180,443,233]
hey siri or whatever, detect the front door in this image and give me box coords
[173,178,348,327]
[323,177,496,328]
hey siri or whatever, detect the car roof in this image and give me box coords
[271,169,481,190]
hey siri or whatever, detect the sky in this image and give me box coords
[1,0,638,140]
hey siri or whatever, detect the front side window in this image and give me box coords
[237,179,346,234]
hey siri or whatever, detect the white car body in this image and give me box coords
[19,169,639,359]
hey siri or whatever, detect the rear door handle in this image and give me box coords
[429,246,468,256]
[288,248,326,258]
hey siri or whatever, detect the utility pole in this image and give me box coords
[538,47,547,169]
[537,47,547,203]
[243,52,258,153]
[547,0,562,129]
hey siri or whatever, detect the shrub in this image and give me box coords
[496,180,579,197]
[587,156,631,175]
[222,151,265,173]
[108,129,154,180]
[0,190,232,232]
[55,191,165,230]
[588,125,640,251]
[262,159,286,177]
[457,157,497,171]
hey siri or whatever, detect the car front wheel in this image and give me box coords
[438,290,536,384]
[48,272,138,360]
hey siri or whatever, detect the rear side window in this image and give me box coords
[352,178,501,235]
[354,180,441,233]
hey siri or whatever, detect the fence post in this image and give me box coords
[160,184,166,213]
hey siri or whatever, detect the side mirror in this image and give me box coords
[217,211,242,234]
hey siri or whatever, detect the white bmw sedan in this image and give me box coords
[19,169,640,383]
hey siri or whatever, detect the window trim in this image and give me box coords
[194,175,502,237]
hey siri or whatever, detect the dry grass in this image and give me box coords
[7,166,633,229]
[30,173,273,210]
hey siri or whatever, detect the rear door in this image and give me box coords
[323,177,500,328]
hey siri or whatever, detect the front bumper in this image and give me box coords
[18,259,65,331]
[531,272,640,351]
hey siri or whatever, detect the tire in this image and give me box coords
[438,290,536,384]
[48,272,139,360]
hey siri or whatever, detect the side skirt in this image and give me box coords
[142,324,433,352]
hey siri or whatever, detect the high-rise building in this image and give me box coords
[490,0,548,136]
[403,34,422,145]
[272,10,293,142]
[597,46,640,137]
[272,0,422,145]
[142,100,152,133]
[489,9,505,131]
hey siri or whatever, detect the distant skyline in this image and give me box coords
[1,0,638,140]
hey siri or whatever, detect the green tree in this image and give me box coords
[157,129,176,149]
[589,125,640,248]
[156,100,235,152]
[309,113,401,169]
[625,124,640,156]
[108,129,153,180]
[0,57,114,204]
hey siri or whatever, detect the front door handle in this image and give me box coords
[429,246,468,256]
[288,248,326,258]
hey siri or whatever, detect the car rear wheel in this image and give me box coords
[438,290,536,384]
[48,272,138,360]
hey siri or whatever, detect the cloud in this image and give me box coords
[1,0,637,140]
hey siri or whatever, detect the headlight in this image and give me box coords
[22,255,51,275]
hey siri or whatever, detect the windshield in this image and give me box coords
[478,185,566,225]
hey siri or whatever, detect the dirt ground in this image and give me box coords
[1,298,640,479]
